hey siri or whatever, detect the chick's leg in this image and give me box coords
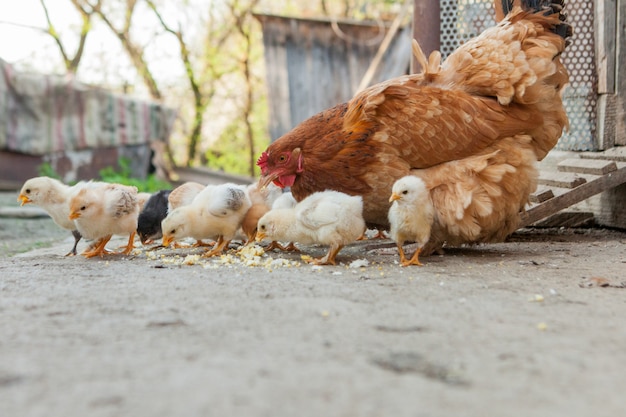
[358,228,387,240]
[65,230,82,257]
[402,247,424,267]
[396,243,408,265]
[310,243,342,266]
[118,231,136,255]
[264,241,300,252]
[202,236,230,257]
[192,240,215,248]
[82,235,113,258]
[282,242,300,252]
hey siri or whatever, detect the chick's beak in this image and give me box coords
[389,193,401,203]
[69,211,80,220]
[18,194,31,206]
[162,235,174,247]
[255,231,267,242]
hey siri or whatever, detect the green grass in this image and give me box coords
[98,158,172,193]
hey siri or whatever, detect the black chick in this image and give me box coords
[137,189,172,244]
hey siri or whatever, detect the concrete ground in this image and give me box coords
[1,190,626,417]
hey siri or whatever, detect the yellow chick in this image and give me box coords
[161,183,251,257]
[18,176,96,256]
[388,176,435,266]
[68,183,139,258]
[241,181,282,244]
[256,190,365,265]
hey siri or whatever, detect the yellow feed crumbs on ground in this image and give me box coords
[134,243,372,271]
[138,244,304,270]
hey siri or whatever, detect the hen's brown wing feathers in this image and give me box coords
[345,83,541,168]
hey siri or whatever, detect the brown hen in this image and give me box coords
[258,3,571,254]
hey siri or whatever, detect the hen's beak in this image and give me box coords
[69,211,80,220]
[258,172,279,190]
[162,235,174,247]
[389,192,401,203]
[18,194,31,206]
[255,231,267,242]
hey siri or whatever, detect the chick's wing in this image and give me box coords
[296,198,341,231]
[207,186,247,217]
[105,184,138,218]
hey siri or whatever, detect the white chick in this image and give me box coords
[161,183,251,257]
[261,191,299,252]
[68,183,139,258]
[256,190,365,265]
[18,176,95,256]
[271,191,296,210]
[166,181,208,247]
[388,176,434,266]
[167,181,205,212]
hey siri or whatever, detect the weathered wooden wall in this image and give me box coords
[615,0,626,146]
[255,14,411,141]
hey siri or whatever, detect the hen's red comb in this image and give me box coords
[257,151,269,168]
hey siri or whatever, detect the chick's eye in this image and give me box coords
[80,206,86,211]
[260,225,265,230]
[402,190,408,195]
[25,189,31,194]
[170,229,176,234]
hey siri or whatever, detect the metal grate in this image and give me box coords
[557,0,597,151]
[439,0,597,151]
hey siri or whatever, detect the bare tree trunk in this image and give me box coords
[231,0,260,177]
[148,0,205,166]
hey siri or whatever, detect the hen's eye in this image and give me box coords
[278,155,287,162]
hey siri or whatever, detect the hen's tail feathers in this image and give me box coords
[434,4,572,159]
[498,0,571,43]
[412,39,441,79]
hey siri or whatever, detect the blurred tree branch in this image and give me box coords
[145,0,230,167]
[229,0,261,177]
[73,0,162,99]
[39,0,95,74]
